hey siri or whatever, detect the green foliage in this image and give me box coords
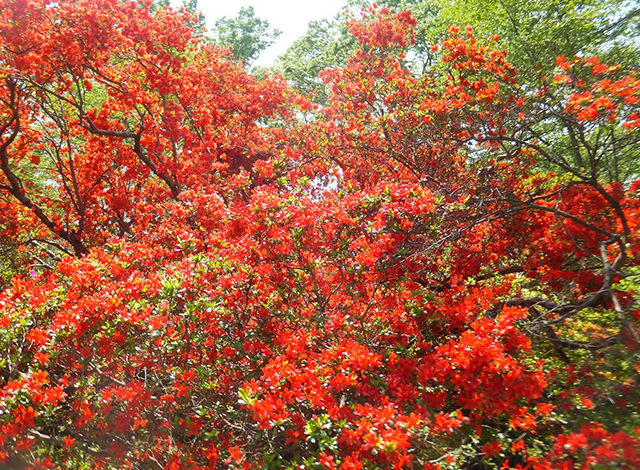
[435,0,640,183]
[437,0,639,82]
[275,15,358,101]
[212,6,281,65]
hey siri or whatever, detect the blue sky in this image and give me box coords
[190,1,348,66]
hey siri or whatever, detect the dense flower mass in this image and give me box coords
[0,1,639,469]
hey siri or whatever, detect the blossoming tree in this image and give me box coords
[0,1,638,469]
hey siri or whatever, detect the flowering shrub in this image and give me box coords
[0,2,638,469]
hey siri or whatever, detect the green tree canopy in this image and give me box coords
[212,6,282,65]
